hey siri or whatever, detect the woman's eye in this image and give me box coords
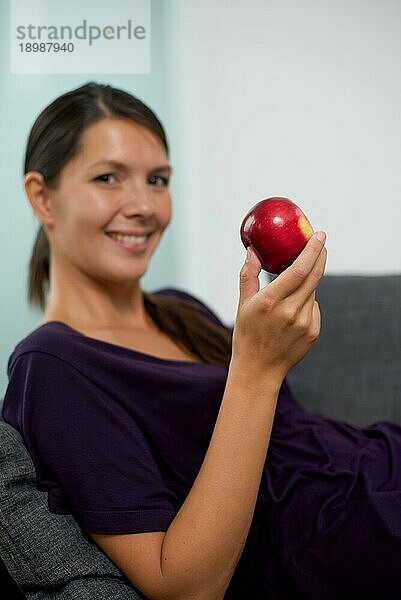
[95,173,116,184]
[148,175,169,187]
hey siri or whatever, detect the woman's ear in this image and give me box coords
[24,171,55,227]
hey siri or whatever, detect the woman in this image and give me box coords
[3,82,401,600]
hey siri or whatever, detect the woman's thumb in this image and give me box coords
[238,246,261,306]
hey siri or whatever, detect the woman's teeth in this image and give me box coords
[109,233,148,244]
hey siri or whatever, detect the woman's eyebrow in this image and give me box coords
[88,160,172,174]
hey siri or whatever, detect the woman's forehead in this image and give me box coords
[70,118,168,169]
[81,118,165,151]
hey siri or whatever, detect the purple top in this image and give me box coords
[3,288,401,599]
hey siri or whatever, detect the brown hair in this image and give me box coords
[25,82,232,368]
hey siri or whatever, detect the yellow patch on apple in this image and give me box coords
[298,215,314,240]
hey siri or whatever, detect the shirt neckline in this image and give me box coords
[39,320,225,369]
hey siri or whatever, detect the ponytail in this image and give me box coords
[28,225,50,310]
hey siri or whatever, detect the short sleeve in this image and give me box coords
[3,351,177,535]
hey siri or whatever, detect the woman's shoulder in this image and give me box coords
[11,321,69,354]
[7,321,91,376]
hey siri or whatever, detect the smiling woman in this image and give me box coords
[25,118,172,301]
[3,82,401,600]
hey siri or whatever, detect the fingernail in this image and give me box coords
[246,247,252,261]
[315,231,326,243]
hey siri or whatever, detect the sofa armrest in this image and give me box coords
[0,419,143,599]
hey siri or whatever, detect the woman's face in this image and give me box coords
[44,117,172,288]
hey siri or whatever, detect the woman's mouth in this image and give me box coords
[106,232,152,252]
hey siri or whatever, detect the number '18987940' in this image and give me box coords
[19,43,74,52]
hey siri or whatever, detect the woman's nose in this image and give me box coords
[121,180,155,217]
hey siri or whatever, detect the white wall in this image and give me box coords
[167,0,401,324]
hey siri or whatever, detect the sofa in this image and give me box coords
[1,274,400,598]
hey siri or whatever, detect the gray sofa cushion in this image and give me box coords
[0,420,143,599]
[286,274,401,427]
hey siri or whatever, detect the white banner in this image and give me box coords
[10,0,151,74]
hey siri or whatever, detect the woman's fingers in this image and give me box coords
[289,245,327,308]
[238,246,262,308]
[296,291,321,342]
[310,298,321,340]
[265,232,327,302]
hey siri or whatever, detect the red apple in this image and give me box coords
[240,197,314,274]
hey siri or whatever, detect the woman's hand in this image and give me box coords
[231,231,327,382]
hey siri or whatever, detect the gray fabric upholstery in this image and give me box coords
[1,274,400,596]
[285,274,401,426]
[0,420,143,599]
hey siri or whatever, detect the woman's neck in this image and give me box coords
[43,262,152,332]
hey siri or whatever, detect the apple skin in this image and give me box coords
[240,197,314,274]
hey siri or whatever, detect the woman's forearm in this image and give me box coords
[160,358,283,599]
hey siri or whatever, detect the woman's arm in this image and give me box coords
[92,232,327,600]
[92,366,281,600]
